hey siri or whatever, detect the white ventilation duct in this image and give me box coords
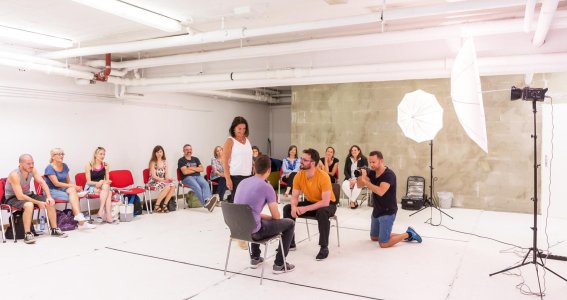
[41,0,527,59]
[533,0,560,47]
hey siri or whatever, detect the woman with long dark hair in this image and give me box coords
[281,145,300,197]
[222,116,253,203]
[318,146,339,183]
[342,145,368,209]
[147,145,176,213]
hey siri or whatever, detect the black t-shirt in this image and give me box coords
[369,167,397,218]
[177,156,202,178]
[319,157,339,183]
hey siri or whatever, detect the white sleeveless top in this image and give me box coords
[229,137,253,176]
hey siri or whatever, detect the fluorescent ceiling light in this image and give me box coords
[72,0,182,32]
[0,25,73,48]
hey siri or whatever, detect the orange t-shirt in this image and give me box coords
[292,168,336,203]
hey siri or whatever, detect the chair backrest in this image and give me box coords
[406,176,426,197]
[0,177,6,203]
[34,176,46,195]
[75,173,87,188]
[176,169,182,181]
[205,165,212,180]
[142,169,150,184]
[221,203,257,241]
[109,170,134,188]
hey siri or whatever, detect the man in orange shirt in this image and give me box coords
[283,148,337,261]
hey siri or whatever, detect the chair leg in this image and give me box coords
[279,237,287,272]
[86,198,92,222]
[0,211,5,243]
[224,238,233,276]
[305,218,311,241]
[8,208,16,243]
[43,208,52,233]
[334,217,340,247]
[260,243,268,285]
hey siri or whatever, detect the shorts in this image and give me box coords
[5,194,46,209]
[370,213,396,244]
[50,188,70,201]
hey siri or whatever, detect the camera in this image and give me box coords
[353,167,370,178]
[511,86,548,101]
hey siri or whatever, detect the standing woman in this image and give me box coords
[222,116,253,204]
[85,147,116,224]
[210,146,227,202]
[342,145,368,209]
[45,148,96,229]
[281,145,300,197]
[318,146,339,183]
[147,145,176,213]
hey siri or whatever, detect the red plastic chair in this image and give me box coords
[1,177,46,243]
[277,168,288,196]
[205,165,219,191]
[109,170,149,214]
[176,169,192,209]
[75,172,117,201]
[34,176,70,210]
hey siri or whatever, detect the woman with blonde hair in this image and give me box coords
[84,147,116,224]
[45,148,96,229]
[147,145,176,213]
[210,146,227,202]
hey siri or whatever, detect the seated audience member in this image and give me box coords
[84,147,116,224]
[283,148,337,261]
[147,145,176,213]
[4,154,68,243]
[252,145,261,161]
[342,145,368,209]
[281,145,300,197]
[210,146,227,202]
[235,155,295,273]
[178,144,219,212]
[357,151,422,248]
[317,146,339,183]
[45,148,96,229]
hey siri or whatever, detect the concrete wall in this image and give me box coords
[291,73,567,213]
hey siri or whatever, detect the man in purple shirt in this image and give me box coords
[234,155,295,273]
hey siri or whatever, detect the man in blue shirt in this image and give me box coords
[234,155,295,273]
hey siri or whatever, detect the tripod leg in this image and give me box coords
[489,261,531,277]
[431,206,454,219]
[537,263,567,282]
[534,263,544,300]
[409,205,428,217]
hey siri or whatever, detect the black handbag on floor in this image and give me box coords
[5,211,37,239]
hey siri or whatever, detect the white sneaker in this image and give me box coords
[77,191,88,198]
[79,222,96,230]
[73,213,87,222]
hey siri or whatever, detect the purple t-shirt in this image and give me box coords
[234,176,276,233]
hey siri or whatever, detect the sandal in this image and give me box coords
[350,201,359,209]
[154,204,163,213]
[162,203,169,213]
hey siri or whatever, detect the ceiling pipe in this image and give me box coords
[187,90,275,103]
[93,53,111,81]
[524,0,538,32]
[85,11,567,71]
[41,0,527,60]
[533,0,560,47]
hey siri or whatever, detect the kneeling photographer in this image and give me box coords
[357,150,423,248]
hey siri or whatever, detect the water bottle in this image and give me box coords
[40,216,46,231]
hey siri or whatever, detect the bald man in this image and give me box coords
[4,154,68,244]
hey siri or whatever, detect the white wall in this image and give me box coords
[542,103,567,221]
[0,66,270,223]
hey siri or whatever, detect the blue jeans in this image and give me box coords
[370,213,396,244]
[182,176,211,205]
[251,219,295,266]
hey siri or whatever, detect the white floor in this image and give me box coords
[1,201,566,300]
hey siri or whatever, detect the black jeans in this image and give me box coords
[283,201,337,248]
[226,175,251,203]
[250,218,295,266]
[284,172,297,187]
[211,177,227,201]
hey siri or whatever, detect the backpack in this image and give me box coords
[184,192,202,208]
[5,211,37,239]
[167,196,177,212]
[56,209,78,231]
[123,194,143,216]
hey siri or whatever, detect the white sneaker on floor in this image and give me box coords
[79,222,96,229]
[77,191,88,198]
[73,213,87,222]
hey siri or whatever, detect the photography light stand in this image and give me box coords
[410,140,453,219]
[489,98,566,298]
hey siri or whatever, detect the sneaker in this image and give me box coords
[406,226,422,243]
[79,222,97,230]
[289,243,297,251]
[316,247,329,261]
[73,213,87,222]
[106,219,120,225]
[273,262,295,274]
[24,232,36,244]
[51,228,68,238]
[250,257,264,269]
[205,194,219,212]
[77,191,88,198]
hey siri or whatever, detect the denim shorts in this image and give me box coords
[370,213,396,244]
[50,188,70,201]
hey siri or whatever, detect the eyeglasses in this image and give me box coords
[300,157,313,163]
[55,153,65,156]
